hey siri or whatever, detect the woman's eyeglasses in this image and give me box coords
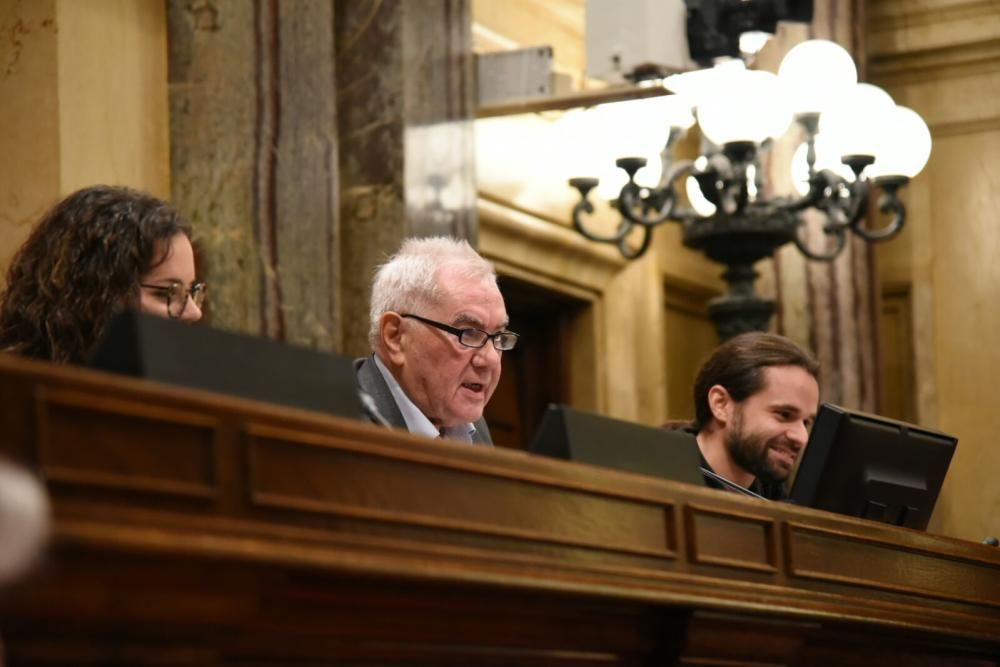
[140,282,207,319]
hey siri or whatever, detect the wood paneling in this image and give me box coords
[245,421,679,559]
[664,280,720,422]
[1,355,999,665]
[686,506,778,573]
[36,387,219,499]
[478,196,617,417]
[786,522,1000,608]
[485,276,581,450]
[880,283,916,422]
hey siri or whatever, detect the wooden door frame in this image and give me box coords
[477,196,625,413]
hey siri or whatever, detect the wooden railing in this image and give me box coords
[0,354,997,666]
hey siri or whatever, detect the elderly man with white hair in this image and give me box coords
[355,237,518,445]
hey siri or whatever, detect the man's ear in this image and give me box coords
[380,312,406,365]
[707,384,734,425]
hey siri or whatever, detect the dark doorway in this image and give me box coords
[486,277,587,450]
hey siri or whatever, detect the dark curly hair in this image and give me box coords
[0,185,193,363]
[693,332,819,433]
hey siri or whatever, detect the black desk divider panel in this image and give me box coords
[89,312,363,420]
[529,404,704,486]
[789,403,957,530]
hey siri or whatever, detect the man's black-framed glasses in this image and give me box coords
[140,281,207,319]
[401,313,519,351]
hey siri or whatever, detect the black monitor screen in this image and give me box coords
[789,403,957,530]
[529,404,704,487]
[89,312,363,421]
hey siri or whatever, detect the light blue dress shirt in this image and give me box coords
[372,354,477,443]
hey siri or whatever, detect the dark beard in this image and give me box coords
[725,412,789,484]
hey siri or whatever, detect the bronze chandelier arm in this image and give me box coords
[617,183,676,226]
[659,158,697,191]
[851,176,909,242]
[787,171,836,212]
[617,224,653,259]
[841,178,871,228]
[616,158,696,227]
[570,194,632,244]
[793,219,849,261]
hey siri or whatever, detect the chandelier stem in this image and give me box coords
[721,264,758,297]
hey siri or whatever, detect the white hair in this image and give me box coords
[368,236,498,349]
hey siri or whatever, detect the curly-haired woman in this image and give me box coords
[0,185,205,363]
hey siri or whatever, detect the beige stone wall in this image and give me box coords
[0,0,60,280]
[0,0,169,288]
[870,0,1000,541]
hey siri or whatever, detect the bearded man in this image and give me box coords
[691,332,820,499]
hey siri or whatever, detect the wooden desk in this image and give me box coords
[0,355,997,666]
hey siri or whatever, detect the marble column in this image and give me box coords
[335,0,477,357]
[168,0,340,350]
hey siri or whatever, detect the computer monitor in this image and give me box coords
[89,311,364,420]
[789,403,957,530]
[529,404,704,486]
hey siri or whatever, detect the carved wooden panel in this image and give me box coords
[879,283,916,422]
[785,522,1000,608]
[663,280,720,421]
[685,505,778,573]
[1,355,999,666]
[245,422,679,559]
[35,386,220,500]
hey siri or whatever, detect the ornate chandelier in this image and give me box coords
[568,40,932,339]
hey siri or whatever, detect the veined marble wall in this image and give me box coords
[336,0,477,357]
[168,0,341,349]
[166,0,476,355]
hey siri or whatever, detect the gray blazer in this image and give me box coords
[354,355,493,445]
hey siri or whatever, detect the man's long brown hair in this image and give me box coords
[0,185,192,363]
[692,332,820,433]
